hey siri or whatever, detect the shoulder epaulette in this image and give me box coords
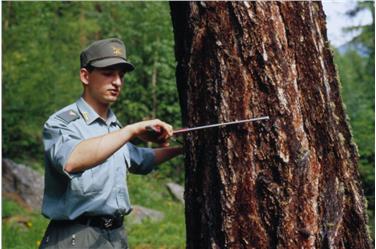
[56,110,80,124]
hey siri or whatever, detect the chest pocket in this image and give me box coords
[69,160,111,195]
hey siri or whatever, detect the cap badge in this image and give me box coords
[112,46,123,56]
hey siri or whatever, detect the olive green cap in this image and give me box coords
[80,38,135,72]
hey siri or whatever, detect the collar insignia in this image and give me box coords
[82,111,90,121]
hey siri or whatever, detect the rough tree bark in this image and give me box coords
[170,2,372,249]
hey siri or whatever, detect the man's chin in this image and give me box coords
[101,97,117,105]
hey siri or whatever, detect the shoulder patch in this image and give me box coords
[56,110,80,124]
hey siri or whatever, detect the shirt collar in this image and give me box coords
[76,97,119,126]
[107,108,118,125]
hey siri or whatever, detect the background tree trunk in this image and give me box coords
[170,2,372,249]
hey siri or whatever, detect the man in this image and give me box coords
[39,38,182,249]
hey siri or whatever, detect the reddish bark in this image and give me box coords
[170,2,372,249]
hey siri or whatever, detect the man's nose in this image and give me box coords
[112,74,122,86]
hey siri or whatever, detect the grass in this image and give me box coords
[2,171,186,249]
[126,172,186,248]
[2,199,49,249]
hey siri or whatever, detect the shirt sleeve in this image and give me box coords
[43,118,82,179]
[127,143,156,175]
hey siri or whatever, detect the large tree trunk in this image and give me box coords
[170,2,372,249]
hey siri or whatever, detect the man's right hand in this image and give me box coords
[127,119,173,147]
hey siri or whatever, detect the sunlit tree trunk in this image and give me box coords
[170,2,372,248]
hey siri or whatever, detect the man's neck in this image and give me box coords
[82,95,110,121]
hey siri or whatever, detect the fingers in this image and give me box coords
[156,120,173,137]
[151,119,173,137]
[142,119,173,146]
[156,122,173,146]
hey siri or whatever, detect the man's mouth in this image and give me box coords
[108,89,119,96]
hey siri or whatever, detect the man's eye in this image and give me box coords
[102,71,113,76]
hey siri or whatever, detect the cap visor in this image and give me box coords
[90,58,135,72]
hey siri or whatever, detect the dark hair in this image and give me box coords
[84,64,95,72]
[83,64,127,74]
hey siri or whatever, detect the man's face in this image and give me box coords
[83,65,126,105]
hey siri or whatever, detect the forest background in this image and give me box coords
[2,2,374,248]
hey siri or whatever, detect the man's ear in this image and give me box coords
[80,68,90,86]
